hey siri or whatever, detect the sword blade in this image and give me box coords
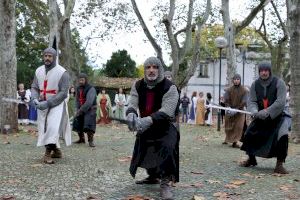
[205,104,252,115]
[109,117,130,125]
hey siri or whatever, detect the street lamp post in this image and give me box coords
[236,47,258,86]
[214,36,228,131]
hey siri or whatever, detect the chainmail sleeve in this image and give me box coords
[266,79,286,119]
[158,85,179,117]
[31,75,40,100]
[126,81,139,116]
[247,82,258,113]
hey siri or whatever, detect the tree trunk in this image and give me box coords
[48,0,76,80]
[221,0,271,84]
[0,0,18,133]
[288,0,300,143]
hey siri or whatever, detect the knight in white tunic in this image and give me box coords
[31,47,71,164]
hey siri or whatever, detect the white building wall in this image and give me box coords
[182,57,258,103]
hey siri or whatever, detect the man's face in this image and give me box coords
[145,65,159,81]
[43,53,54,66]
[259,69,270,80]
[233,78,241,86]
[78,78,86,86]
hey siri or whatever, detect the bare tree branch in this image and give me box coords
[130,0,165,66]
[236,0,271,34]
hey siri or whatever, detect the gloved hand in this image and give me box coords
[225,108,237,117]
[126,113,138,131]
[35,100,49,110]
[135,116,153,133]
[254,109,269,120]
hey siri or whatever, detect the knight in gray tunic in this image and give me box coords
[240,61,290,174]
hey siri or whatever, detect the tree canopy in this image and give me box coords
[103,49,137,78]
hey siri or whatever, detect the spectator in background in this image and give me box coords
[17,83,30,125]
[96,88,112,124]
[68,86,76,121]
[188,91,197,124]
[205,92,213,126]
[114,87,126,119]
[180,92,190,123]
[196,92,205,125]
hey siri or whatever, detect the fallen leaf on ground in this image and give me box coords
[213,192,229,198]
[242,173,254,178]
[190,171,204,175]
[118,156,132,162]
[0,195,16,200]
[193,195,205,200]
[31,164,43,168]
[123,194,154,200]
[207,179,221,184]
[190,182,204,188]
[230,180,246,186]
[224,184,239,189]
[87,195,101,200]
[279,184,295,192]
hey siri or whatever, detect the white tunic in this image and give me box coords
[35,65,71,147]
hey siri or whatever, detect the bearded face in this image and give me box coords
[259,69,271,80]
[43,53,54,67]
[145,65,159,81]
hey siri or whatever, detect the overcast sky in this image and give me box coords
[73,0,255,68]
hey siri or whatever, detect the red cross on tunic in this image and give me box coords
[40,80,57,100]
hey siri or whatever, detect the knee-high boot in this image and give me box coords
[87,132,95,147]
[44,145,54,164]
[74,132,85,143]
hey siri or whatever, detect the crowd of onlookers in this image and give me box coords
[179,91,215,126]
[17,81,222,127]
[17,82,132,127]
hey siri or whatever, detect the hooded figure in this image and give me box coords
[223,73,248,147]
[73,73,97,147]
[240,61,290,174]
[31,47,71,164]
[125,56,180,200]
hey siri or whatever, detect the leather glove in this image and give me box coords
[126,113,137,131]
[135,116,153,133]
[35,101,49,110]
[254,109,269,120]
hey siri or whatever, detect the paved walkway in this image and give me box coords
[0,123,299,200]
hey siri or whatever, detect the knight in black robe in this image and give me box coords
[240,61,290,174]
[126,57,179,200]
[73,73,97,147]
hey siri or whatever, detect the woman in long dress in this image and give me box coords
[96,89,112,124]
[114,88,126,119]
[17,83,30,125]
[196,92,205,125]
[205,92,213,126]
[188,91,197,124]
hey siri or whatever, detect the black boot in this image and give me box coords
[74,132,85,143]
[51,145,62,158]
[274,159,288,174]
[160,178,173,200]
[87,132,95,147]
[44,145,54,164]
[240,155,257,167]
